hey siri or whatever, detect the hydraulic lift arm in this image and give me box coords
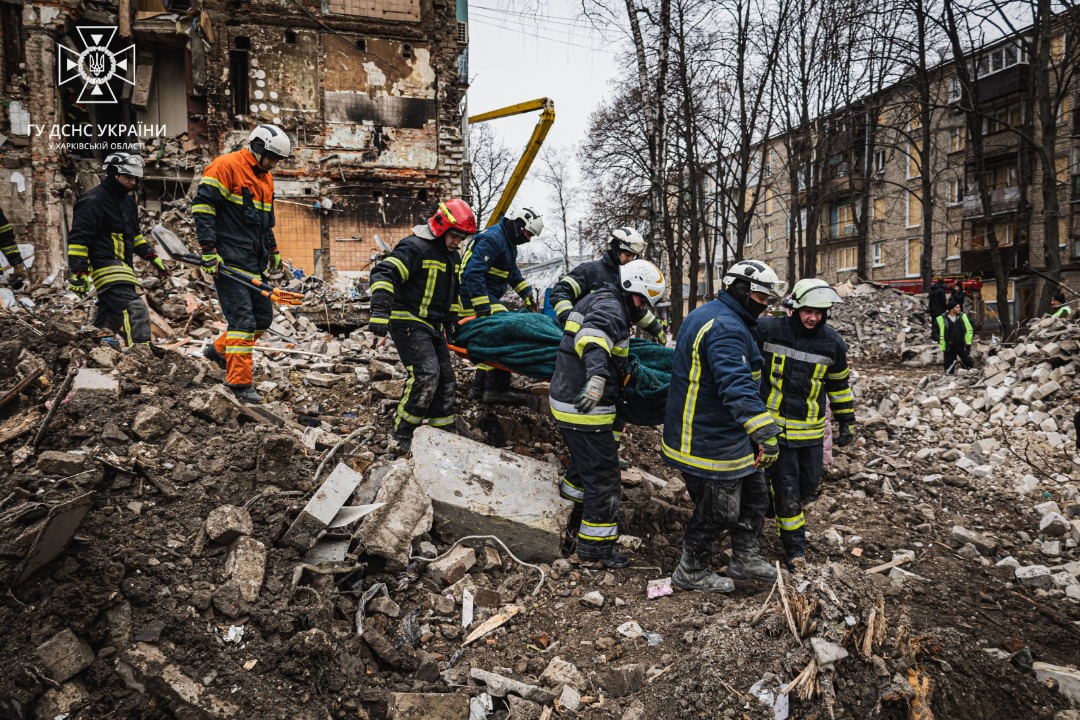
[468,98,556,228]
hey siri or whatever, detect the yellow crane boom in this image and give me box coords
[468,98,556,228]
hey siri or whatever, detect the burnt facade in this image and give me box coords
[0,0,469,278]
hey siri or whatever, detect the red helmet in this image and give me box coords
[428,199,477,238]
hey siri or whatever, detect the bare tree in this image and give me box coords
[467,123,515,226]
[536,145,579,272]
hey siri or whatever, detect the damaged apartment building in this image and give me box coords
[0,0,470,279]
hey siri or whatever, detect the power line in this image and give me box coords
[470,16,616,55]
[471,6,600,30]
[472,4,593,24]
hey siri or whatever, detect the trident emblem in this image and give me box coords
[57,27,135,104]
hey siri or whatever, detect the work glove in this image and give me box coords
[370,320,389,337]
[556,311,569,327]
[201,252,222,276]
[574,375,606,413]
[151,257,170,277]
[68,272,89,298]
[270,252,282,273]
[656,329,668,346]
[523,295,538,313]
[754,436,780,469]
[475,304,492,317]
[836,423,855,447]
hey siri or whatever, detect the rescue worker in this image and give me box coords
[193,124,289,404]
[663,259,786,593]
[928,277,947,341]
[552,259,667,567]
[936,300,974,374]
[1,206,29,291]
[67,152,169,348]
[550,227,666,343]
[758,279,856,568]
[550,226,666,469]
[1050,293,1073,319]
[455,206,544,404]
[369,200,477,454]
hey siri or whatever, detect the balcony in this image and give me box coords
[823,174,864,198]
[964,130,1024,164]
[973,64,1027,104]
[825,223,859,243]
[1072,174,1080,199]
[960,242,1028,276]
[962,186,1021,218]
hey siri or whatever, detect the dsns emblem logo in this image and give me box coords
[58,27,135,104]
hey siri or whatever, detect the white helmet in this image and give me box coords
[788,278,843,309]
[722,260,788,298]
[620,259,667,307]
[249,124,292,160]
[505,207,544,238]
[610,227,647,256]
[103,151,144,178]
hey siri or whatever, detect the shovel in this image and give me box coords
[151,224,304,306]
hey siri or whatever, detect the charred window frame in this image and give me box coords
[1,3,25,88]
[230,37,250,130]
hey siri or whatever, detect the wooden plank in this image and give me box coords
[0,411,40,445]
[0,366,44,411]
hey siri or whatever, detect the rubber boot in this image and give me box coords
[229,385,262,405]
[671,547,734,593]
[728,550,778,582]
[576,548,630,569]
[617,450,630,471]
[470,369,487,400]
[204,345,227,370]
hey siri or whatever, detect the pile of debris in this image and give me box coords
[831,280,933,362]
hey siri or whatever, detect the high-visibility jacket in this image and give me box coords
[549,249,664,337]
[548,285,630,432]
[757,314,855,446]
[67,177,158,289]
[0,206,23,267]
[369,225,459,331]
[1051,305,1072,319]
[192,148,277,275]
[455,217,531,316]
[662,292,780,480]
[936,313,973,352]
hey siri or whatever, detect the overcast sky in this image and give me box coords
[466,0,623,258]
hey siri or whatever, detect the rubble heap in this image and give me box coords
[831,280,933,362]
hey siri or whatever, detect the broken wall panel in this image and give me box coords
[322,0,420,22]
[327,196,429,272]
[246,27,320,126]
[275,202,323,276]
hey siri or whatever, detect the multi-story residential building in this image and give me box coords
[0,0,469,279]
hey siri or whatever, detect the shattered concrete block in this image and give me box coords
[409,427,570,562]
[224,536,267,603]
[1040,513,1070,537]
[303,372,340,388]
[1041,540,1062,557]
[256,433,300,486]
[469,668,556,705]
[283,462,364,552]
[122,643,240,717]
[1015,564,1052,589]
[70,368,120,413]
[356,461,433,571]
[388,692,468,720]
[1035,380,1061,401]
[35,629,94,682]
[811,637,850,669]
[426,546,476,587]
[951,526,997,554]
[189,387,240,425]
[507,695,544,720]
[1036,500,1062,517]
[36,450,88,477]
[368,596,401,618]
[1034,662,1080,703]
[558,684,582,712]
[35,681,90,720]
[131,405,174,441]
[952,401,974,419]
[205,505,253,545]
[594,664,646,698]
[540,656,586,690]
[1052,571,1079,589]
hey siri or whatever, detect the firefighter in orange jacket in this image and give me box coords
[192,125,289,404]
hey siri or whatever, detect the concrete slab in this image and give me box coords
[225,537,267,603]
[283,463,364,551]
[356,461,433,571]
[16,492,94,585]
[35,629,94,682]
[122,642,240,718]
[69,368,119,414]
[410,426,571,563]
[388,692,469,720]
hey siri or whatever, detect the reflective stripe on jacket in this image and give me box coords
[548,285,629,431]
[455,217,530,315]
[67,178,156,289]
[369,226,459,330]
[193,148,277,275]
[549,249,663,336]
[936,313,973,351]
[662,292,780,480]
[1052,305,1072,318]
[757,315,855,447]
[0,206,22,266]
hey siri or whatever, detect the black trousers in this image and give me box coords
[944,347,974,373]
[389,323,456,440]
[94,283,151,345]
[766,444,823,558]
[682,470,769,557]
[560,426,621,558]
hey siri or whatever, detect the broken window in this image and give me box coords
[0,3,24,89]
[230,37,250,129]
[135,50,189,139]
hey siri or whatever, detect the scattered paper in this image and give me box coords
[647,577,673,599]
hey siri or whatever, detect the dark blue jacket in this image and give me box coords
[662,292,780,480]
[455,217,531,316]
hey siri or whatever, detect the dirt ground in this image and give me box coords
[0,316,1077,720]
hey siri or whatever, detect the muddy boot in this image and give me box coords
[470,370,487,400]
[204,345,227,370]
[576,548,630,569]
[671,547,734,593]
[229,385,262,405]
[560,527,578,558]
[481,388,533,406]
[728,550,778,583]
[617,451,630,471]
